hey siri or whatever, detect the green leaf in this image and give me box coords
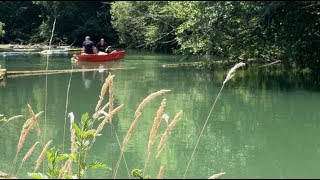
[46,151,53,159]
[0,118,7,122]
[82,131,87,138]
[28,173,48,179]
[72,122,81,137]
[64,174,73,179]
[86,130,95,138]
[132,169,143,178]
[88,162,110,170]
[81,112,89,126]
[57,154,75,161]
[63,174,72,179]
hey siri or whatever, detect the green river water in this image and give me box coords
[0,50,320,179]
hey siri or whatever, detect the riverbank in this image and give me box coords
[0,44,74,52]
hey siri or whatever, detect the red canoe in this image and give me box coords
[75,50,126,62]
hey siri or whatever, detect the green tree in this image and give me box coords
[0,1,42,44]
[33,1,116,46]
[0,22,4,38]
[111,1,320,72]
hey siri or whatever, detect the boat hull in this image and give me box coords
[75,51,126,62]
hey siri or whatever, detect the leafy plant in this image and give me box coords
[132,169,151,179]
[28,147,74,179]
[71,113,110,179]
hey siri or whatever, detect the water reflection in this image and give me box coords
[75,61,118,89]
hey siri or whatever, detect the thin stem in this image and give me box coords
[15,163,23,177]
[111,123,131,179]
[183,84,225,179]
[62,64,74,153]
[77,141,84,179]
[43,17,56,174]
[0,120,9,129]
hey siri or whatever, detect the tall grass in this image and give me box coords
[183,62,245,178]
[144,99,166,173]
[12,108,43,173]
[5,62,245,179]
[112,89,171,179]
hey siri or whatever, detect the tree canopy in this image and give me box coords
[0,1,117,45]
[111,1,320,71]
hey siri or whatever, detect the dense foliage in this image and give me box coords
[0,1,117,45]
[111,1,320,71]
[0,22,5,38]
[0,1,319,71]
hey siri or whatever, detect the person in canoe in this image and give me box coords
[96,38,111,55]
[81,36,96,54]
[96,38,117,55]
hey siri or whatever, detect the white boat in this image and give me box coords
[40,49,69,55]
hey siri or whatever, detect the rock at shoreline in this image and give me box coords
[0,171,17,179]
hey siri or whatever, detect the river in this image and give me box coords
[1,49,320,178]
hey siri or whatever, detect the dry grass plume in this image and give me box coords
[144,99,166,171]
[33,140,53,173]
[223,62,245,85]
[27,104,41,139]
[0,115,24,128]
[21,141,40,164]
[95,73,113,112]
[208,172,226,179]
[156,165,164,179]
[108,72,115,122]
[155,110,183,160]
[113,89,170,179]
[95,104,124,136]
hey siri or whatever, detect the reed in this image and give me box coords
[95,104,124,136]
[156,166,164,179]
[70,127,76,154]
[183,62,245,179]
[27,104,41,139]
[22,141,40,164]
[110,123,132,178]
[108,72,115,122]
[112,89,170,179]
[0,115,24,128]
[223,62,245,85]
[62,64,73,154]
[13,117,34,170]
[59,116,76,179]
[15,141,40,176]
[92,102,110,120]
[155,110,183,160]
[33,140,53,173]
[208,172,226,179]
[101,102,110,112]
[134,90,170,118]
[144,99,166,172]
[95,74,113,112]
[7,115,24,122]
[67,117,77,177]
[59,158,73,178]
[13,110,44,168]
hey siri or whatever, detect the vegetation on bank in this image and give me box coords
[0,1,319,71]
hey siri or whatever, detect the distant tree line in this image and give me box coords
[0,1,118,46]
[0,1,319,71]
